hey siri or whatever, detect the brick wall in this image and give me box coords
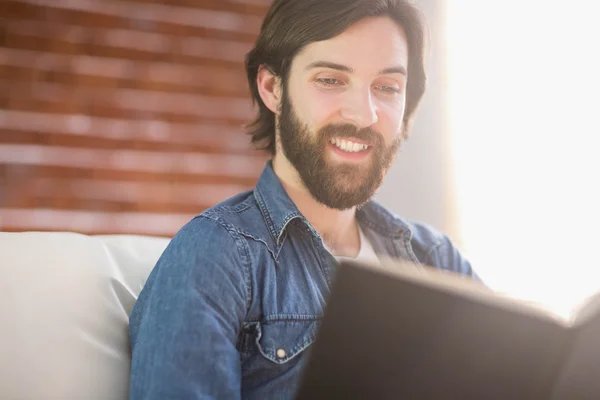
[0,0,270,236]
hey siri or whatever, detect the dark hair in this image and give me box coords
[244,0,428,154]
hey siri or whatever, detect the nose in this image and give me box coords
[340,88,379,128]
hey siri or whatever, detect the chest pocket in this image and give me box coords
[239,318,320,391]
[255,319,320,364]
[238,319,320,396]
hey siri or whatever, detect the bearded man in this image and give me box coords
[129,1,480,398]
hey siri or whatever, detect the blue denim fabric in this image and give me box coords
[129,162,479,399]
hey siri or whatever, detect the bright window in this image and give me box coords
[445,1,600,316]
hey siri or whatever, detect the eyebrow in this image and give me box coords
[305,61,407,76]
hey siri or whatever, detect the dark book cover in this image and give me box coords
[297,260,600,399]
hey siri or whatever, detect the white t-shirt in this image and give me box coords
[327,225,380,266]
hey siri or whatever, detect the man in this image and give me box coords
[129,0,479,398]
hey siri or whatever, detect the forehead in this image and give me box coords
[294,16,409,75]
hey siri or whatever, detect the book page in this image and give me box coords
[549,309,600,399]
[571,291,600,326]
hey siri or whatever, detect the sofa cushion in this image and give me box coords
[0,232,169,400]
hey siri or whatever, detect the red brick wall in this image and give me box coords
[0,0,270,236]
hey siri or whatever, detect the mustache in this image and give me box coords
[319,123,383,145]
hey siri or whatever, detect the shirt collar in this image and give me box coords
[253,161,307,245]
[356,201,412,241]
[254,161,412,244]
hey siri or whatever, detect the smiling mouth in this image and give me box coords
[329,138,371,153]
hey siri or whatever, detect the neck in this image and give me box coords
[272,154,360,257]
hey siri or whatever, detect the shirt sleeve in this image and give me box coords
[129,216,250,399]
[424,234,484,283]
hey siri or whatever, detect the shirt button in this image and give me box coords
[276,349,286,359]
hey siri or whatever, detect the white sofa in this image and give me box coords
[0,232,170,400]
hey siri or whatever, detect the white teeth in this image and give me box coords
[330,138,369,152]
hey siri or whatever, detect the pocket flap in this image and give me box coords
[255,319,320,364]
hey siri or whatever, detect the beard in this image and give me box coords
[277,92,403,210]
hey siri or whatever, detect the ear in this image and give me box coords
[256,65,282,115]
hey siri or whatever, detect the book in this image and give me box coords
[296,258,600,399]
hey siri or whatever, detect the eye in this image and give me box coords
[315,77,344,87]
[374,84,401,94]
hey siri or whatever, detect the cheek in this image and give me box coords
[299,89,344,128]
[376,100,406,142]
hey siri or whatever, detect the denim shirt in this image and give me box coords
[129,162,478,400]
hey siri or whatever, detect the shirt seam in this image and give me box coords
[197,214,253,316]
[424,237,445,267]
